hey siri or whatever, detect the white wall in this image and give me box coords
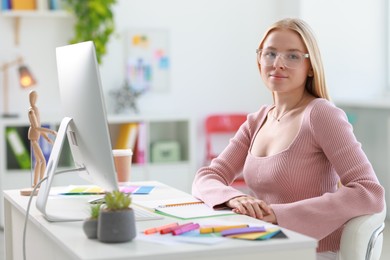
[102,0,277,116]
[0,15,73,118]
[300,0,388,101]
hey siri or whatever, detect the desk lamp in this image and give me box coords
[1,57,36,118]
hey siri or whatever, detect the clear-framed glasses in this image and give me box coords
[256,49,310,69]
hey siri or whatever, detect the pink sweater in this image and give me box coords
[192,98,385,252]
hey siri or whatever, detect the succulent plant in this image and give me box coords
[89,203,102,219]
[103,190,131,211]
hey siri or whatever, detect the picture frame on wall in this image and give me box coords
[125,28,170,94]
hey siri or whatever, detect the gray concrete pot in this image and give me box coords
[97,208,137,243]
[83,218,98,239]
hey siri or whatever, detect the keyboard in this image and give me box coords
[133,206,164,221]
[88,197,162,221]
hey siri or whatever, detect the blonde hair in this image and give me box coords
[257,18,330,100]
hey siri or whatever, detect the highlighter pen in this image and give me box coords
[160,222,193,235]
[199,224,249,234]
[144,222,179,235]
[172,223,200,236]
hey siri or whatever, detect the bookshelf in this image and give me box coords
[1,0,70,17]
[0,114,196,227]
[107,115,195,187]
[0,10,69,17]
[0,0,71,44]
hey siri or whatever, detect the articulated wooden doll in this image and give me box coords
[28,90,57,187]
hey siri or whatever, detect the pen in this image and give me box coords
[158,201,204,208]
[160,222,193,234]
[199,224,249,234]
[172,223,200,236]
[144,222,179,235]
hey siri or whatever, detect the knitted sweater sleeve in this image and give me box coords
[271,100,385,240]
[192,110,266,207]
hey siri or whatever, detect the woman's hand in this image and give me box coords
[227,196,277,224]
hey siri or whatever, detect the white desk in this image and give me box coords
[4,181,317,260]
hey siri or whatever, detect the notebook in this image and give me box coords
[135,198,236,219]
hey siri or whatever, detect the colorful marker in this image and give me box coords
[172,223,200,236]
[144,222,179,235]
[160,222,193,234]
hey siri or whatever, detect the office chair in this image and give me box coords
[205,114,247,162]
[204,114,248,190]
[339,203,387,260]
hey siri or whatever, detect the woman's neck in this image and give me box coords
[272,92,307,122]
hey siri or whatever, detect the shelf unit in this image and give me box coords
[0,114,196,227]
[0,3,72,45]
[0,10,69,17]
[337,102,390,219]
[107,114,196,191]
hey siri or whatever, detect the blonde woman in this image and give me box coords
[192,18,385,260]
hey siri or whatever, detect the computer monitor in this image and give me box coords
[36,41,119,222]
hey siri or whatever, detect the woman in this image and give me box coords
[192,18,385,259]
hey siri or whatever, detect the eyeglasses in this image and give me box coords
[256,49,310,69]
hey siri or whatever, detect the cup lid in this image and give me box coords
[112,149,133,156]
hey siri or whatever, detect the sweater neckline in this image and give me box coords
[249,98,325,158]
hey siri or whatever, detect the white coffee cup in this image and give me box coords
[112,149,133,183]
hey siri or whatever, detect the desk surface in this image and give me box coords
[4,181,317,260]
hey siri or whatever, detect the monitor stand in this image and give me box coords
[36,117,90,222]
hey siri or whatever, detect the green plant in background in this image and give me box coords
[63,0,117,64]
[103,190,132,211]
[89,203,102,219]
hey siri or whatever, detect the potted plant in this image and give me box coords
[97,190,137,243]
[83,203,102,239]
[63,0,117,64]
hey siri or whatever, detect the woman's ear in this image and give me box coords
[308,68,314,77]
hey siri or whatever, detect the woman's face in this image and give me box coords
[259,29,312,94]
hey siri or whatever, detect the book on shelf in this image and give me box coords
[6,127,31,170]
[10,0,36,10]
[134,122,146,164]
[37,0,48,10]
[0,0,65,11]
[1,0,10,10]
[115,122,139,152]
[49,0,65,10]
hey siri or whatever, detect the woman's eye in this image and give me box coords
[264,51,277,58]
[287,53,300,60]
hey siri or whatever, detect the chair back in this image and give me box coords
[205,114,247,162]
[339,203,386,260]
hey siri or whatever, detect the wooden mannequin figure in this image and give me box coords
[27,90,57,189]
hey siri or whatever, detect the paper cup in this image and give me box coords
[112,149,133,183]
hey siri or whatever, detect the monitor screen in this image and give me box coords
[36,41,118,221]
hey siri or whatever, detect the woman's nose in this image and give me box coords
[273,55,285,69]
